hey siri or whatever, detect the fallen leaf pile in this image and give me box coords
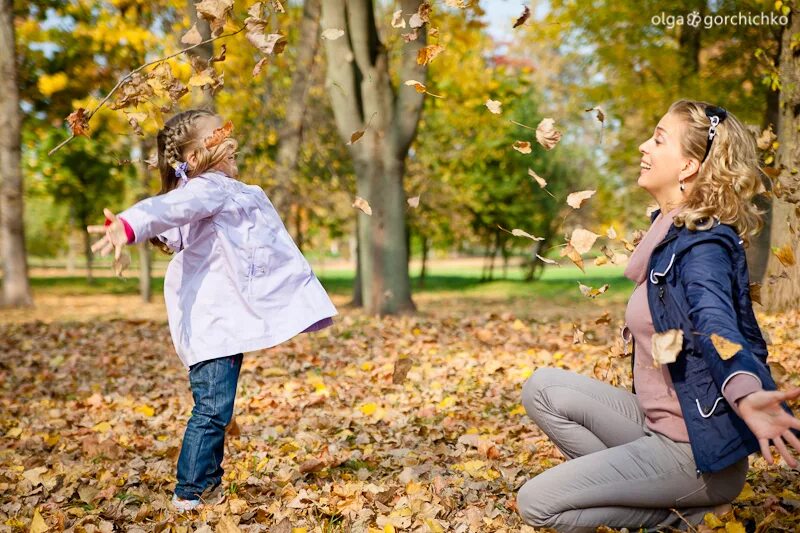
[1,302,799,531]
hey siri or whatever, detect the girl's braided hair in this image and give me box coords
[150,109,237,253]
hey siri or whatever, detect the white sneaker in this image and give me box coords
[171,484,226,512]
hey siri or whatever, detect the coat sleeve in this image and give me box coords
[118,176,228,244]
[678,240,769,392]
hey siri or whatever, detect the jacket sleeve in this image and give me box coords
[678,240,768,393]
[118,176,228,244]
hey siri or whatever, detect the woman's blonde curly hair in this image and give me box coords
[667,99,766,248]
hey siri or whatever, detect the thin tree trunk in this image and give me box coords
[83,225,93,284]
[272,0,321,219]
[136,137,153,302]
[0,0,32,307]
[352,216,362,306]
[762,8,800,311]
[418,234,429,289]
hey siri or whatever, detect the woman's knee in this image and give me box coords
[521,367,570,417]
[516,476,557,527]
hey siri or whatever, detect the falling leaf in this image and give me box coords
[407,196,420,208]
[402,29,419,42]
[566,190,596,209]
[409,2,431,28]
[347,129,365,145]
[66,108,90,137]
[404,79,427,93]
[511,228,544,241]
[710,334,742,360]
[560,244,585,272]
[485,99,502,114]
[585,106,605,125]
[321,28,344,40]
[528,168,547,188]
[652,329,683,365]
[204,120,234,149]
[353,196,372,216]
[391,9,406,28]
[252,57,269,77]
[195,0,234,35]
[536,254,559,266]
[606,226,617,239]
[188,69,217,87]
[417,44,445,66]
[569,228,600,255]
[513,5,530,28]
[771,244,796,267]
[535,118,562,150]
[513,141,532,154]
[181,24,203,45]
[578,283,609,299]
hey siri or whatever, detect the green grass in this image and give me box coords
[28,263,633,305]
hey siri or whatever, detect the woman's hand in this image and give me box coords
[737,387,800,467]
[86,208,130,277]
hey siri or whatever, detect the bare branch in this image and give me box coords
[48,26,246,156]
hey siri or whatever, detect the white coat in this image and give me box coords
[119,170,337,369]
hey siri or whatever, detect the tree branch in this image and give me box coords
[48,26,246,156]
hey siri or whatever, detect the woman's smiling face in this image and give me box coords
[637,112,692,197]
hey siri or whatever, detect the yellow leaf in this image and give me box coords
[134,404,155,417]
[38,72,69,97]
[188,71,215,87]
[710,334,742,360]
[383,526,396,533]
[215,514,241,533]
[30,508,48,533]
[437,396,456,409]
[703,512,724,528]
[292,529,308,533]
[725,521,746,533]
[360,402,377,416]
[509,405,526,415]
[92,421,112,433]
[771,244,796,267]
[416,44,444,65]
[652,329,683,365]
[736,482,755,501]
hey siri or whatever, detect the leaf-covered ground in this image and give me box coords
[1,294,800,532]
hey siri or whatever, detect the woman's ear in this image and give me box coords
[679,157,700,181]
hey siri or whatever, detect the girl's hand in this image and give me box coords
[737,387,800,467]
[87,208,130,277]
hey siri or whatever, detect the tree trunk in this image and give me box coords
[272,0,321,219]
[418,234,429,289]
[762,9,800,311]
[83,224,94,283]
[321,0,426,315]
[187,0,215,108]
[747,37,783,284]
[0,0,32,307]
[136,137,153,302]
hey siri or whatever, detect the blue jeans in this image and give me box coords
[174,353,243,500]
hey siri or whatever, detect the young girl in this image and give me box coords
[516,100,800,532]
[87,109,337,512]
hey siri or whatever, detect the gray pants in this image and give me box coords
[516,368,748,532]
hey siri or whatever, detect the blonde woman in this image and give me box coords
[516,100,800,531]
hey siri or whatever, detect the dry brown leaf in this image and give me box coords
[353,196,372,216]
[710,334,742,360]
[66,108,90,137]
[252,57,269,77]
[569,228,600,255]
[513,5,531,28]
[347,129,365,145]
[391,9,406,28]
[511,228,544,241]
[195,0,233,35]
[749,282,762,306]
[409,2,431,28]
[204,120,234,149]
[215,514,241,533]
[417,44,444,65]
[560,244,585,272]
[181,24,203,45]
[772,244,796,267]
[536,254,559,266]
[566,190,596,209]
[321,28,344,40]
[578,282,609,299]
[535,118,562,150]
[606,226,617,239]
[298,457,326,474]
[407,196,420,208]
[402,29,419,42]
[485,99,502,114]
[404,79,427,93]
[652,329,683,365]
[756,125,777,151]
[513,141,532,154]
[528,168,547,188]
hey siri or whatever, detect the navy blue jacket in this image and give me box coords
[641,208,784,474]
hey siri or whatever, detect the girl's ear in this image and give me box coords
[186,149,199,170]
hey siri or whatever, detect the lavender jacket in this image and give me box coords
[119,170,337,369]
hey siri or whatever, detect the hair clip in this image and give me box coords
[701,105,728,163]
[174,161,189,185]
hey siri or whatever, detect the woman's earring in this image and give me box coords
[679,180,685,192]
